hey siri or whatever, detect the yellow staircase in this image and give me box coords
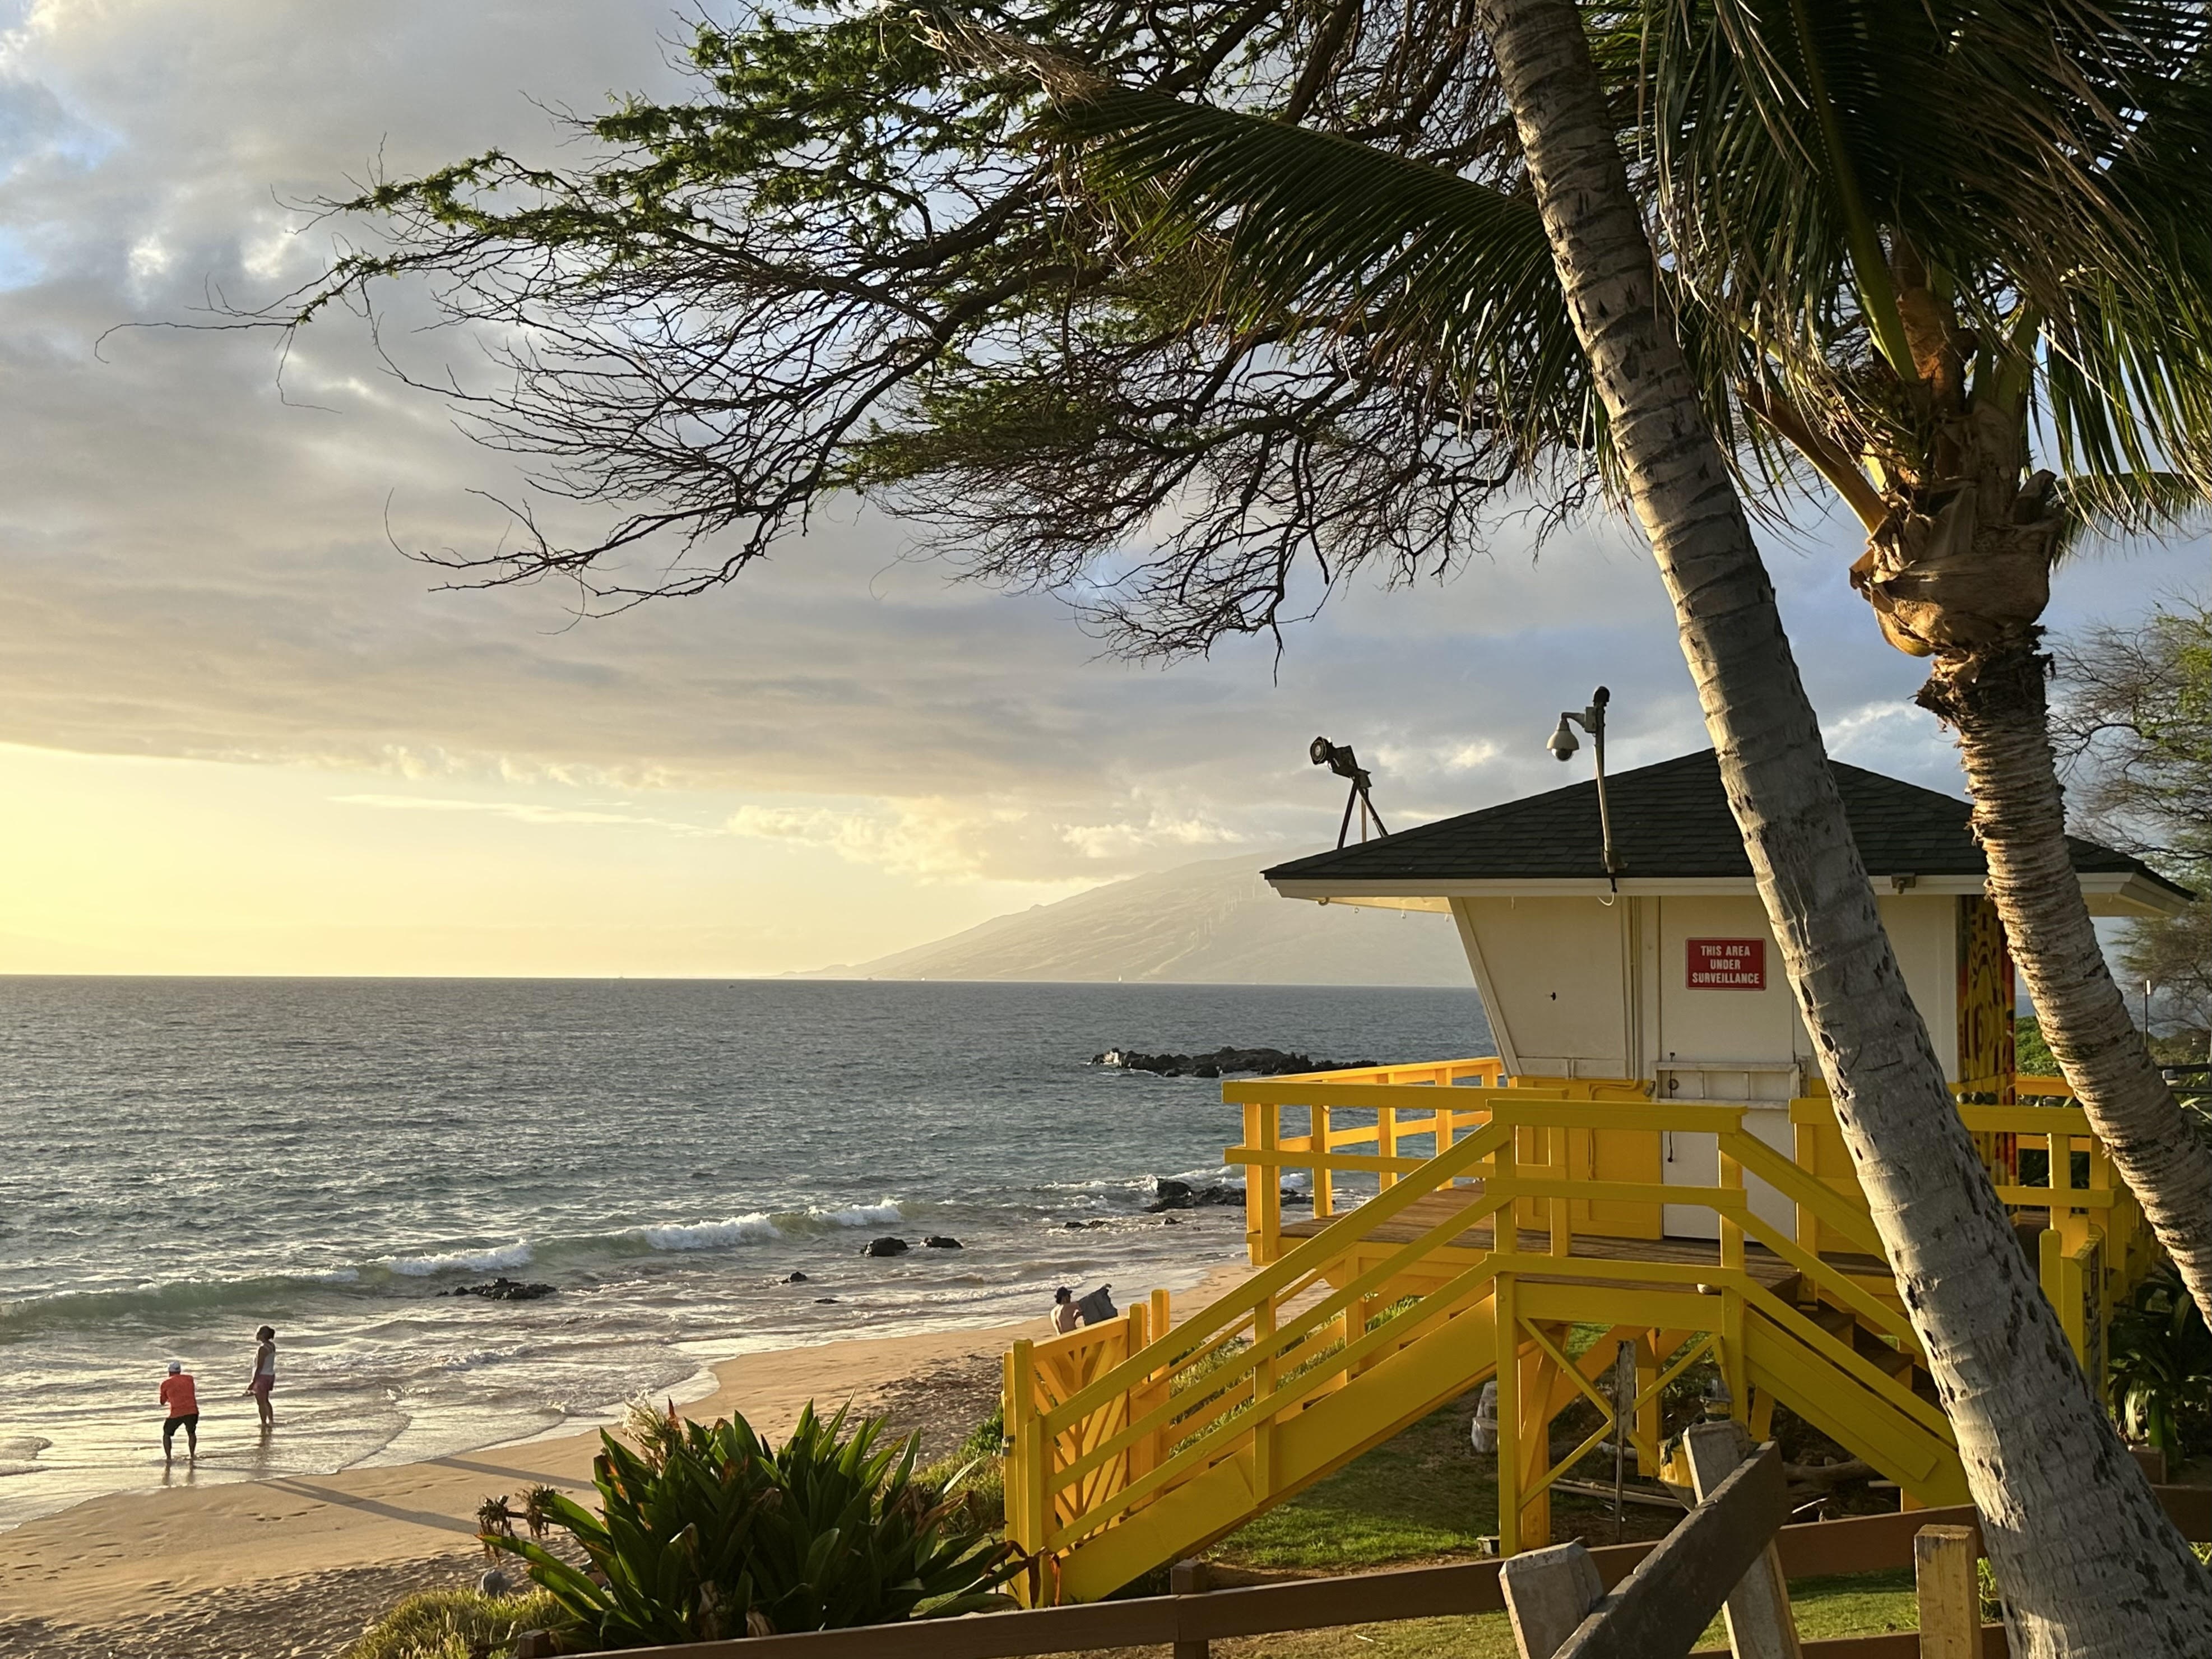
[1003,1066,2150,1605]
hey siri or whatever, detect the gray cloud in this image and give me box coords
[0,1,2200,887]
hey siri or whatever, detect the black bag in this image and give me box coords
[1074,1283,1117,1327]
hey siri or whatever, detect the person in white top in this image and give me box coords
[245,1325,277,1428]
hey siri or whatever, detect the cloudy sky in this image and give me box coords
[0,1,2201,977]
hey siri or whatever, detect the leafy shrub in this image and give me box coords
[917,1401,1009,1533]
[2015,1017,2057,1077]
[2108,1263,2212,1457]
[485,1402,1021,1648]
[344,1587,564,1659]
[920,1449,1006,1533]
[960,1401,1006,1457]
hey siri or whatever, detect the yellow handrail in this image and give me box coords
[1045,1254,1508,1552]
[1036,1116,1514,1434]
[1012,1065,2160,1595]
[1031,1104,1965,1550]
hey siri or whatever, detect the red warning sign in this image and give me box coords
[1687,938,1766,990]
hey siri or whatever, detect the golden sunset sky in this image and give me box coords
[0,1,2199,976]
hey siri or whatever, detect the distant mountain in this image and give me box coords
[803,851,1470,985]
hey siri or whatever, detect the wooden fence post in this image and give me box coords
[1501,1540,1604,1658]
[1684,1420,1802,1659]
[1913,1524,1981,1659]
[1170,1557,1211,1659]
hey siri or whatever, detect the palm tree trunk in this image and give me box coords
[1925,635,2212,1320]
[1859,396,2212,1320]
[1471,0,2212,1649]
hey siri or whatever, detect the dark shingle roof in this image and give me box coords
[1264,749,2188,898]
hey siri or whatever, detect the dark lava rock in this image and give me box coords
[1146,1179,1239,1212]
[863,1236,909,1257]
[922,1235,963,1249]
[1063,1219,1107,1230]
[441,1276,556,1301]
[1091,1045,1376,1079]
[814,1297,840,1304]
[1144,1177,1311,1213]
[784,1271,810,1283]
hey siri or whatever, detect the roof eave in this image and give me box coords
[1269,869,2191,917]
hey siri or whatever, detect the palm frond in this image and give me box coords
[1019,69,1775,501]
[1037,76,1596,472]
[2041,26,2212,503]
[2052,471,2212,563]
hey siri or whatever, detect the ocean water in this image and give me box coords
[0,977,1491,1530]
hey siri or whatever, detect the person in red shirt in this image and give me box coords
[159,1361,198,1463]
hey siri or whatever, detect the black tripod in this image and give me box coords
[1310,737,1390,848]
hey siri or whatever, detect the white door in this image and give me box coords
[1740,1105,1797,1240]
[1657,1070,1800,1243]
[1661,1129,1721,1241]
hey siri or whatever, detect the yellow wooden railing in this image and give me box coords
[1233,1068,2154,1394]
[1003,1076,2095,1598]
[1004,1105,1522,1602]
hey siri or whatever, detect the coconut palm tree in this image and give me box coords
[951,0,2212,1643]
[976,0,2212,1330]
[1477,4,2211,1646]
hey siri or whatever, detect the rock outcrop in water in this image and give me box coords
[1092,1045,1374,1079]
[442,1277,556,1301]
[863,1236,909,1257]
[922,1235,963,1249]
[1147,1178,1310,1212]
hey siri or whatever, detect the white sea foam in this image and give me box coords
[815,1199,905,1228]
[636,1199,906,1251]
[383,1241,535,1277]
[444,1345,530,1369]
[639,1214,782,1250]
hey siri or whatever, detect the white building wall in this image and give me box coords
[1450,897,1630,1077]
[1452,891,1963,1087]
[1454,890,1964,1236]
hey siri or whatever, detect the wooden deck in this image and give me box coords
[1281,1187,1891,1293]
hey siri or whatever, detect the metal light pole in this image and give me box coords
[1547,686,1620,890]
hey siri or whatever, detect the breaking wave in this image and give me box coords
[382,1241,536,1278]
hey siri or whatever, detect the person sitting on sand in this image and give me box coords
[159,1361,198,1463]
[245,1326,277,1427]
[1051,1286,1080,1334]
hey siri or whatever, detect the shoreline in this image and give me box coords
[0,1267,1250,1637]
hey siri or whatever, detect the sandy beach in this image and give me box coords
[0,1270,1248,1658]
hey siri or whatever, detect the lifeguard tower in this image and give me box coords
[999,752,2188,1605]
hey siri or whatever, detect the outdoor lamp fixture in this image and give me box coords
[1548,686,1621,890]
[1311,736,1391,849]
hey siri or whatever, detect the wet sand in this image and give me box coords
[0,1268,1248,1657]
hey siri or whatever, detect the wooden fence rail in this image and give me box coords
[593,1483,2211,1659]
[1502,1429,1792,1658]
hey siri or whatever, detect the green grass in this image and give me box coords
[992,1375,1929,1656]
[1115,1568,1921,1659]
[342,1588,566,1659]
[1203,1393,1680,1572]
[1179,1393,1923,1656]
[1206,1396,1498,1570]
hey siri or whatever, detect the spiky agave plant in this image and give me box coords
[481,1403,1021,1648]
